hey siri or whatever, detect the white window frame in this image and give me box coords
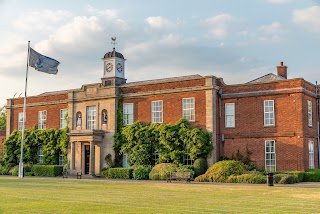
[60,109,68,129]
[183,152,194,165]
[225,103,235,128]
[86,106,96,129]
[59,151,64,166]
[18,112,24,131]
[265,140,276,172]
[309,141,315,169]
[123,103,134,125]
[182,98,195,121]
[38,110,47,130]
[152,151,159,165]
[122,153,130,168]
[308,101,312,127]
[264,100,275,126]
[38,147,44,163]
[151,100,163,124]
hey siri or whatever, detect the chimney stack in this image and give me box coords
[277,61,287,79]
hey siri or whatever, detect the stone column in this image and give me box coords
[90,141,95,176]
[71,142,75,170]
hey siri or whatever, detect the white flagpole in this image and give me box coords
[18,41,30,178]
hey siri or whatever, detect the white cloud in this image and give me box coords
[293,6,320,30]
[13,10,72,32]
[258,22,284,42]
[267,0,293,4]
[205,14,234,39]
[145,16,173,31]
[87,4,119,19]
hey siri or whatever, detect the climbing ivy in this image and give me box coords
[114,118,212,166]
[3,127,69,169]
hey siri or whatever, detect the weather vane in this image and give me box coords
[111,37,117,49]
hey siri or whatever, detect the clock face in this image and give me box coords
[106,63,113,72]
[117,63,123,72]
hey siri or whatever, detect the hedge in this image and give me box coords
[32,165,63,177]
[304,169,320,182]
[149,163,178,180]
[133,165,152,180]
[108,168,133,179]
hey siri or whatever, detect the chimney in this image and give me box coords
[277,61,287,79]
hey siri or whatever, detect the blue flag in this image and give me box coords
[29,48,60,74]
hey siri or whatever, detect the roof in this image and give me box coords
[39,89,78,96]
[247,73,285,84]
[103,48,124,59]
[122,75,203,87]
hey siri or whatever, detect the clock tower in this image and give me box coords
[101,38,126,86]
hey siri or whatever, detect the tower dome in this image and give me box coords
[103,48,124,59]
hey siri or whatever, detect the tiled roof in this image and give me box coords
[247,73,285,84]
[123,75,203,87]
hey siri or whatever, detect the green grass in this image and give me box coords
[0,177,320,213]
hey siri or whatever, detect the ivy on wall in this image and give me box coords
[3,127,69,169]
[114,118,212,166]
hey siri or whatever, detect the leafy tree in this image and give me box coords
[114,118,212,166]
[0,105,6,130]
[3,127,69,168]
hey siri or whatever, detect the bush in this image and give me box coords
[227,174,266,184]
[108,168,133,179]
[32,165,63,177]
[100,167,110,178]
[149,163,178,180]
[25,172,34,176]
[194,174,208,182]
[304,169,320,182]
[133,165,152,180]
[9,165,19,176]
[177,165,195,178]
[193,158,208,177]
[287,171,305,182]
[204,160,250,182]
[274,174,298,184]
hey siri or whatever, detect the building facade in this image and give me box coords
[0,130,5,155]
[5,48,319,175]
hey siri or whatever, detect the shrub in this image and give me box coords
[304,169,320,182]
[100,167,110,178]
[194,174,208,182]
[25,172,34,176]
[108,168,133,179]
[228,174,266,184]
[149,163,178,180]
[133,165,152,180]
[32,165,63,177]
[287,171,305,182]
[23,163,33,173]
[177,165,195,178]
[193,158,208,177]
[204,160,250,182]
[9,165,19,176]
[274,174,298,184]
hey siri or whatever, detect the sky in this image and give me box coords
[1,0,320,107]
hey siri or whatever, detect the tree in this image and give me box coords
[0,105,6,130]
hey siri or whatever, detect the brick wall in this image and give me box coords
[9,93,68,131]
[0,130,5,155]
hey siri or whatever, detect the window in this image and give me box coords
[59,152,64,166]
[309,141,315,169]
[152,152,159,165]
[264,100,275,126]
[38,110,47,130]
[122,153,130,168]
[60,109,68,129]
[38,147,43,163]
[182,98,195,121]
[86,106,96,129]
[123,103,134,125]
[225,103,235,128]
[183,152,194,165]
[308,101,312,127]
[265,140,276,172]
[151,100,163,123]
[18,112,24,131]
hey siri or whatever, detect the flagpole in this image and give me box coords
[18,41,30,178]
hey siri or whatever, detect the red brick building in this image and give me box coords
[5,47,319,174]
[0,130,6,155]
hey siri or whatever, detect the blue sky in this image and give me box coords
[1,0,320,106]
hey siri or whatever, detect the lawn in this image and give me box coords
[0,176,320,214]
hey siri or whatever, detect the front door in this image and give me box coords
[84,145,90,174]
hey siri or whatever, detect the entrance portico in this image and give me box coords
[69,130,104,176]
